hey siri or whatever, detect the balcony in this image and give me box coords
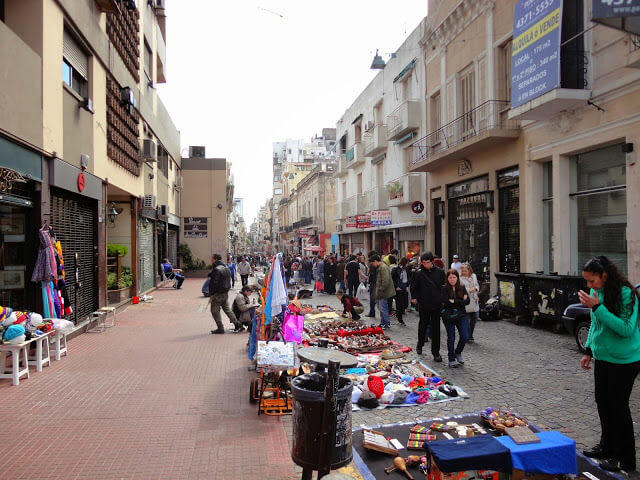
[410,100,520,172]
[292,217,314,229]
[369,186,388,211]
[356,192,370,214]
[345,143,365,169]
[342,198,356,218]
[363,124,388,157]
[335,153,349,177]
[386,99,421,141]
[386,172,426,207]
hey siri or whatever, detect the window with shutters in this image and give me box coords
[431,92,441,144]
[502,41,512,103]
[542,162,554,273]
[460,67,475,140]
[62,30,88,98]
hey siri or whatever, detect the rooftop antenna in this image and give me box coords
[258,6,284,18]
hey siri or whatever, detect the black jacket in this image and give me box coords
[209,261,232,295]
[441,285,470,316]
[410,265,445,311]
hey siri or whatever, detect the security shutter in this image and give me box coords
[448,193,490,282]
[398,226,425,242]
[168,229,178,265]
[50,189,97,324]
[63,30,88,79]
[498,168,520,273]
[139,220,155,292]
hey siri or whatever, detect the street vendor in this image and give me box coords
[233,285,256,331]
[336,290,364,320]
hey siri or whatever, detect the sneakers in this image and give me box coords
[455,353,465,365]
[210,329,225,334]
[583,444,612,460]
[233,324,244,333]
[599,458,637,472]
[449,360,460,368]
[467,337,474,343]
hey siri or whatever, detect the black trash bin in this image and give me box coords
[526,273,586,329]
[495,272,530,324]
[291,373,353,471]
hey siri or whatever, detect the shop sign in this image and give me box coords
[184,216,208,238]
[77,172,85,192]
[371,210,392,226]
[346,216,357,228]
[511,0,562,108]
[592,0,640,35]
[356,214,371,229]
[0,167,27,194]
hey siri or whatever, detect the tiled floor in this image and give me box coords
[0,279,298,480]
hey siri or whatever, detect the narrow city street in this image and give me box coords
[2,278,637,479]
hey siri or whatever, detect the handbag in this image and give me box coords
[441,308,461,322]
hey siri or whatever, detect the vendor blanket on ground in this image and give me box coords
[351,413,622,480]
[348,360,468,411]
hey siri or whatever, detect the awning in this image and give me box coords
[371,153,386,165]
[351,113,363,125]
[393,58,416,83]
[393,131,416,145]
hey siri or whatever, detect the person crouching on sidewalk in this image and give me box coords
[336,290,364,320]
[233,285,256,331]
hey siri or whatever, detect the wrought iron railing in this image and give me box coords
[410,100,519,166]
[292,217,314,229]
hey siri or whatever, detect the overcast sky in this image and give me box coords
[157,1,427,224]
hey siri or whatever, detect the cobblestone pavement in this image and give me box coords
[285,285,640,472]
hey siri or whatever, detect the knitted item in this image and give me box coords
[367,375,385,399]
[357,391,379,409]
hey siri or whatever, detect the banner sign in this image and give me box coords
[345,216,357,228]
[371,210,392,226]
[592,0,640,35]
[184,216,207,238]
[356,214,371,229]
[511,0,563,108]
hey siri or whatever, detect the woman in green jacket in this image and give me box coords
[579,256,640,472]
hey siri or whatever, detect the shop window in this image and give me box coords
[572,144,627,274]
[542,162,554,273]
[63,30,88,98]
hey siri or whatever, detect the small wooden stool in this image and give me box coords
[28,331,53,371]
[0,342,30,385]
[51,330,68,361]
[99,306,116,327]
[87,311,107,333]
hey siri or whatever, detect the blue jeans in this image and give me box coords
[378,298,390,327]
[304,270,312,284]
[444,315,469,362]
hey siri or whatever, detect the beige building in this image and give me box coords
[0,0,181,319]
[181,156,231,266]
[408,0,640,284]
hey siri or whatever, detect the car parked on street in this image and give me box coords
[562,282,640,353]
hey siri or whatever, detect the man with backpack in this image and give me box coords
[209,253,242,334]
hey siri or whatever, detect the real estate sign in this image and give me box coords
[511,0,563,108]
[371,210,392,226]
[592,0,640,35]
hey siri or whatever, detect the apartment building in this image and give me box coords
[409,0,640,282]
[333,22,428,257]
[0,0,181,319]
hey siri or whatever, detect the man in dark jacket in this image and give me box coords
[209,253,242,334]
[411,252,445,361]
[366,251,378,318]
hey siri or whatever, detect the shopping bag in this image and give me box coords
[315,280,324,292]
[357,282,367,296]
[283,313,305,344]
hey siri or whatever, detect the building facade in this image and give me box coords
[0,0,181,320]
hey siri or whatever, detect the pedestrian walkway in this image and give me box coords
[0,278,297,480]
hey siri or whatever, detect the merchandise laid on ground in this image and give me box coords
[351,410,619,480]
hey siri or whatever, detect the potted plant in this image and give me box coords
[386,181,403,200]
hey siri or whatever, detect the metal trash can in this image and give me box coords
[495,272,530,324]
[291,373,353,471]
[526,273,586,328]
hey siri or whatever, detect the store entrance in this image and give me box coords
[50,189,98,324]
[498,167,520,273]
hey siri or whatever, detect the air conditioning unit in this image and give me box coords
[173,176,184,189]
[189,146,205,158]
[142,194,156,209]
[141,139,157,162]
[120,87,135,106]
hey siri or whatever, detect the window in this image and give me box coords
[572,144,627,274]
[431,92,441,142]
[274,188,282,195]
[274,174,281,182]
[144,40,153,82]
[460,67,475,115]
[357,173,362,195]
[542,162,554,273]
[502,41,512,103]
[63,30,88,98]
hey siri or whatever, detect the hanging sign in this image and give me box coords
[370,210,392,226]
[184,216,208,238]
[356,214,371,229]
[511,0,563,109]
[592,0,640,35]
[77,173,85,192]
[345,216,357,228]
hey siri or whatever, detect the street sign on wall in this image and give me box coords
[592,0,640,35]
[184,216,208,238]
[511,0,563,109]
